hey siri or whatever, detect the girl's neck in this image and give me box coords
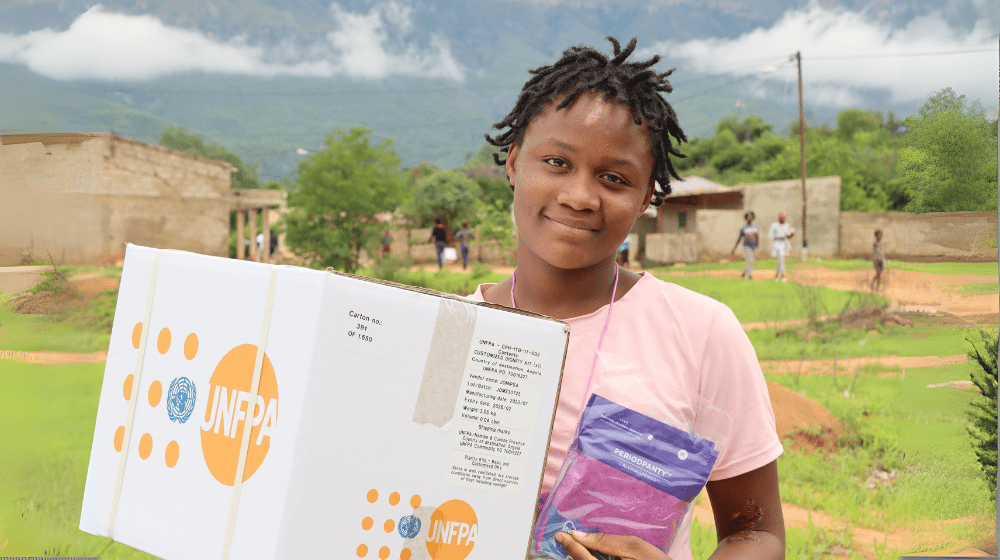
[502,239,641,320]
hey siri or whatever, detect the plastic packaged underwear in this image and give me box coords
[532,393,723,559]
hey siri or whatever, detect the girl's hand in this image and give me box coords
[553,530,674,560]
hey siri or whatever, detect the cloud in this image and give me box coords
[646,2,998,109]
[0,2,464,82]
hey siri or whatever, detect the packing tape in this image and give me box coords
[411,298,478,427]
[108,250,162,538]
[221,266,280,560]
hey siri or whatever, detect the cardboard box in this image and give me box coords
[80,244,568,560]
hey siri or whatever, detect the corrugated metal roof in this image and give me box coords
[664,175,740,197]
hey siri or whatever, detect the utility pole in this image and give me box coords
[795,51,807,260]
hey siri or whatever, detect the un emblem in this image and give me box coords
[398,514,421,539]
[167,377,197,424]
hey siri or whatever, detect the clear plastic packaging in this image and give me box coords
[531,373,730,559]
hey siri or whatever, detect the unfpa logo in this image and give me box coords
[115,323,278,486]
[425,500,478,559]
[357,492,477,560]
[199,344,279,486]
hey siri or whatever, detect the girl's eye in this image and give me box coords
[543,157,568,168]
[601,173,628,185]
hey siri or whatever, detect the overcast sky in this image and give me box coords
[0,2,465,82]
[0,1,996,112]
[647,3,998,111]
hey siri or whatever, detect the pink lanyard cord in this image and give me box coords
[510,265,620,417]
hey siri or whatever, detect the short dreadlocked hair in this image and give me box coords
[485,36,687,206]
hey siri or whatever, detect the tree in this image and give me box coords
[900,88,998,212]
[411,169,481,237]
[967,329,998,499]
[283,128,409,273]
[160,126,262,190]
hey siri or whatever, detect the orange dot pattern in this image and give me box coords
[184,333,199,360]
[165,440,179,468]
[148,380,162,407]
[132,322,143,349]
[119,325,206,479]
[359,490,423,560]
[123,374,134,400]
[157,328,171,354]
[138,433,152,460]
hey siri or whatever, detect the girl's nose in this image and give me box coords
[556,173,600,211]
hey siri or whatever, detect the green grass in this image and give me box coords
[652,273,884,324]
[0,360,155,558]
[0,305,111,353]
[768,370,903,531]
[691,516,871,560]
[748,324,972,362]
[889,261,999,276]
[356,260,507,296]
[889,363,995,524]
[957,282,999,296]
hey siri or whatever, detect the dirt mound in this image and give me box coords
[8,290,83,315]
[766,380,841,452]
[6,272,119,316]
[839,305,913,329]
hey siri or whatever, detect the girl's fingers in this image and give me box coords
[557,531,674,560]
[553,531,596,560]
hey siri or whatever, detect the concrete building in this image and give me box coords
[1,132,271,266]
[643,175,843,264]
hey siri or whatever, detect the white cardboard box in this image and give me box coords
[80,244,568,560]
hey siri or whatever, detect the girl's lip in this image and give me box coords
[546,215,599,232]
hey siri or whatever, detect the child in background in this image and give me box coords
[871,229,884,292]
[731,211,758,280]
[469,37,784,560]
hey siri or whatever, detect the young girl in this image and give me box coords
[470,38,785,560]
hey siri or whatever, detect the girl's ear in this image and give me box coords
[637,178,655,218]
[505,143,520,188]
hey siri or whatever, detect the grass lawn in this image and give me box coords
[0,305,111,353]
[0,360,155,558]
[747,324,974,361]
[651,273,883,325]
[890,364,995,525]
[763,359,995,557]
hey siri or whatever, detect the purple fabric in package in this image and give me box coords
[533,394,720,559]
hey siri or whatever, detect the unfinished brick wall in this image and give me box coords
[0,132,233,265]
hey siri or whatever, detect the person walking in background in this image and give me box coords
[731,211,759,279]
[428,218,448,269]
[618,235,632,268]
[454,221,475,270]
[769,212,794,282]
[871,229,885,292]
[380,230,392,260]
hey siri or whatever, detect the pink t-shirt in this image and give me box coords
[470,272,782,560]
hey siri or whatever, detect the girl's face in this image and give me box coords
[506,92,655,271]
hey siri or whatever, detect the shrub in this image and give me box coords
[966,328,998,499]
